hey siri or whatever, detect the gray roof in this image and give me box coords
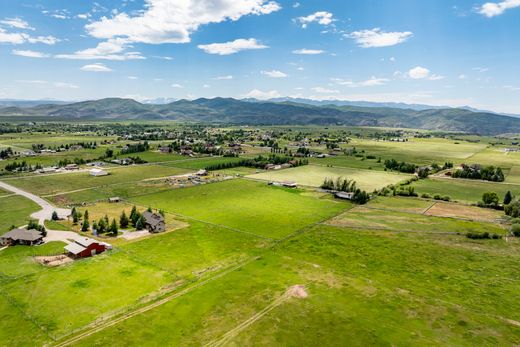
[64,243,86,255]
[142,211,164,227]
[1,228,42,242]
[75,237,98,248]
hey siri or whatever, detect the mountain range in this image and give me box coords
[0,97,518,135]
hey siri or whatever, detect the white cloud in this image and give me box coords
[261,70,288,78]
[293,2,300,8]
[312,86,339,94]
[203,84,211,88]
[347,28,413,48]
[408,66,444,80]
[478,0,520,17]
[12,49,50,58]
[296,11,334,28]
[0,17,34,30]
[473,67,489,72]
[213,75,233,80]
[0,28,59,45]
[15,79,48,84]
[55,38,145,60]
[292,48,325,55]
[198,38,267,55]
[171,83,184,88]
[80,63,112,72]
[128,76,138,80]
[54,82,79,89]
[331,77,389,87]
[85,0,281,45]
[243,89,281,99]
[458,74,467,80]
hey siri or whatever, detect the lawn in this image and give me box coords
[0,195,41,233]
[247,164,412,191]
[0,241,66,277]
[72,226,520,346]
[411,177,520,204]
[4,164,190,196]
[130,179,348,239]
[327,206,507,235]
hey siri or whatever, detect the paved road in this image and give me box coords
[0,181,70,223]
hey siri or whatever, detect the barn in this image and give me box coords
[64,238,108,259]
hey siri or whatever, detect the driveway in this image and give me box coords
[0,181,70,224]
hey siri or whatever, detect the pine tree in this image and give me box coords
[109,219,118,235]
[81,219,90,232]
[84,210,89,221]
[135,216,145,230]
[51,211,59,221]
[504,191,513,205]
[120,211,129,228]
[72,209,79,224]
[130,205,137,220]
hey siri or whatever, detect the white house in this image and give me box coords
[89,168,108,177]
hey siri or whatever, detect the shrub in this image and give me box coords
[421,193,431,199]
[511,224,520,237]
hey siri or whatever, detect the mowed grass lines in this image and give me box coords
[247,164,411,191]
[74,226,520,346]
[4,164,190,196]
[0,195,41,234]
[328,206,506,234]
[130,179,348,239]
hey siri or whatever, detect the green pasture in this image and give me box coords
[411,177,520,204]
[367,196,434,213]
[74,226,520,346]
[328,206,506,235]
[0,195,41,233]
[160,156,243,170]
[4,164,190,196]
[466,147,520,169]
[130,179,348,239]
[308,155,385,170]
[247,164,412,191]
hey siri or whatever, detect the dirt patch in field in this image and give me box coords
[287,285,308,299]
[34,254,73,267]
[424,202,502,222]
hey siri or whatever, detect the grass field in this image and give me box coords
[411,177,520,204]
[4,165,190,196]
[159,156,243,170]
[247,164,412,191]
[327,206,506,234]
[72,225,520,346]
[0,195,41,233]
[130,179,349,239]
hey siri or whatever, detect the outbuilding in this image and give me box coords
[89,168,108,177]
[334,192,355,200]
[64,238,107,259]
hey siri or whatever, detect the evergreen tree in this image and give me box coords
[109,219,118,235]
[51,211,59,221]
[120,211,129,228]
[81,219,90,232]
[135,216,145,230]
[504,191,513,205]
[130,205,137,220]
[72,209,79,224]
[84,210,89,221]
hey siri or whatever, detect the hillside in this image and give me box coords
[0,97,518,135]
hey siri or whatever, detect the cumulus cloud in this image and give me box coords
[85,0,281,45]
[198,38,268,55]
[12,49,50,58]
[0,27,59,45]
[80,63,112,72]
[261,70,288,78]
[0,17,34,30]
[292,48,325,55]
[478,0,520,17]
[296,11,334,28]
[55,38,145,60]
[408,66,443,80]
[347,28,413,48]
[243,89,281,99]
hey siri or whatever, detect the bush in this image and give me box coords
[511,224,520,237]
[466,232,501,240]
[421,193,431,199]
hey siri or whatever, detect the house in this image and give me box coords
[142,211,166,233]
[64,237,107,259]
[89,168,108,177]
[334,192,355,200]
[0,228,43,246]
[87,161,106,167]
[65,163,79,170]
[158,146,171,153]
[196,169,207,176]
[108,197,121,203]
[282,181,298,188]
[111,158,132,165]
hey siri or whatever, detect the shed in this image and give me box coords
[334,192,355,200]
[64,237,106,258]
[108,197,121,203]
[89,168,108,177]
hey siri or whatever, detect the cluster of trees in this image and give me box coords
[121,141,150,155]
[92,215,118,236]
[57,157,88,167]
[205,155,308,171]
[504,191,520,217]
[384,159,417,174]
[452,164,504,182]
[296,147,311,157]
[127,156,147,164]
[0,147,13,159]
[320,177,370,205]
[31,141,97,152]
[27,220,46,237]
[4,161,41,172]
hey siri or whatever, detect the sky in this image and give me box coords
[0,0,519,113]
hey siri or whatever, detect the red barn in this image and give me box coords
[64,237,108,259]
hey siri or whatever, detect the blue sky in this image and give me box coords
[0,0,519,113]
